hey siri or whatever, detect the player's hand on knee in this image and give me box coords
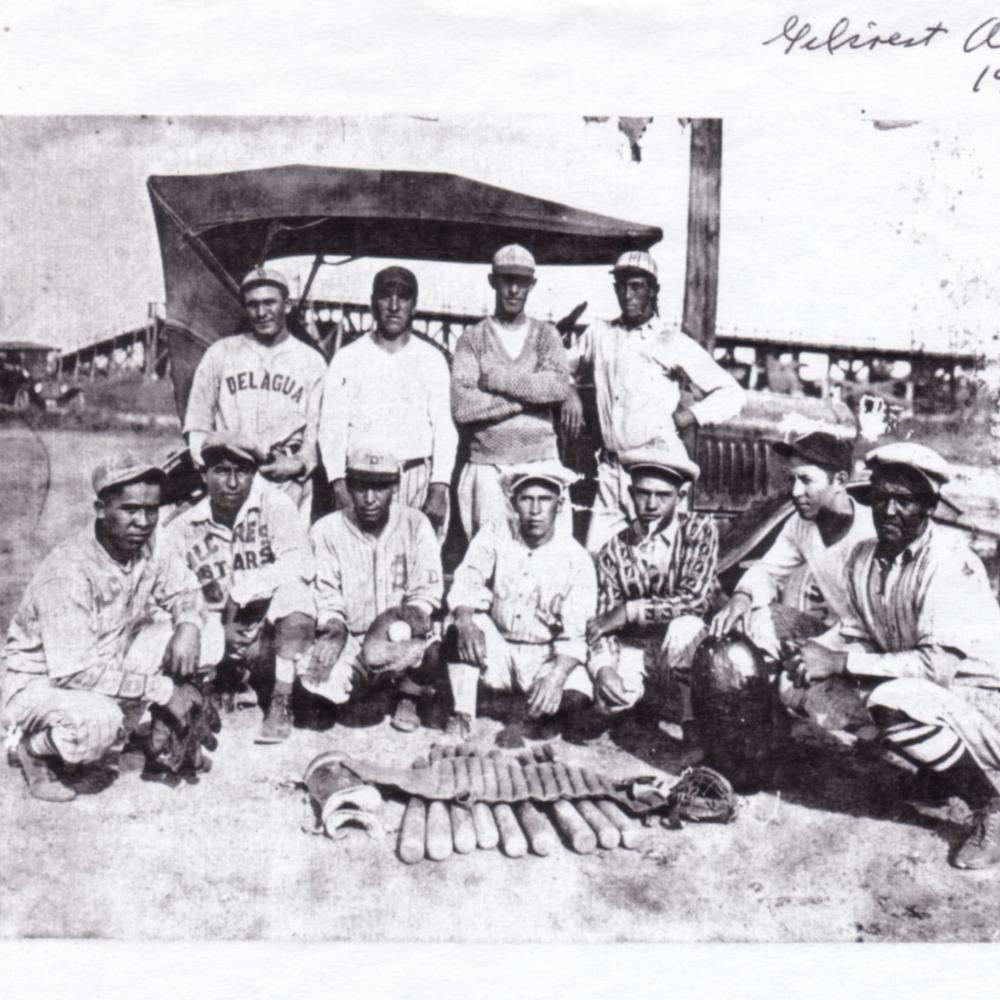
[163,623,201,678]
[421,483,449,533]
[453,610,487,669]
[594,666,630,710]
[526,668,568,719]
[331,478,351,511]
[560,388,585,441]
[710,592,751,637]
[586,605,627,646]
[398,603,432,639]
[306,622,348,684]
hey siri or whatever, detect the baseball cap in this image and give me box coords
[773,430,854,472]
[201,432,267,467]
[92,452,165,496]
[611,251,658,281]
[492,244,535,277]
[863,441,952,499]
[372,265,418,297]
[621,443,700,484]
[502,460,579,496]
[240,266,290,297]
[346,446,401,485]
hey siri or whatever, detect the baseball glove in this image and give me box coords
[145,680,221,783]
[361,606,433,680]
[665,766,738,826]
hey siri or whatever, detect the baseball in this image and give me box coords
[387,620,413,642]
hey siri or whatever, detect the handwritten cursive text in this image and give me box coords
[763,15,949,55]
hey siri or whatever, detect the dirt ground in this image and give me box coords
[2,423,1000,942]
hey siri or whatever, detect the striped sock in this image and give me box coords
[882,720,965,772]
[27,730,59,759]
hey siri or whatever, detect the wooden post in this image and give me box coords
[682,118,723,351]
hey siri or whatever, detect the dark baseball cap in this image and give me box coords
[372,266,418,297]
[773,430,854,471]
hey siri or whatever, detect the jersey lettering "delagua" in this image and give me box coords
[223,370,305,403]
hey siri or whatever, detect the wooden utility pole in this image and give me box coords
[682,119,723,351]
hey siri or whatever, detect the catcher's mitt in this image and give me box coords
[665,766,738,827]
[361,606,434,680]
[145,680,221,784]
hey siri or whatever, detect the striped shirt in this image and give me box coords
[590,512,719,673]
[2,527,203,702]
[311,504,442,636]
[447,526,597,664]
[162,475,311,612]
[451,316,571,464]
[830,525,1000,688]
[317,331,458,483]
[735,500,875,625]
[567,317,745,455]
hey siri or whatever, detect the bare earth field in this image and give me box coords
[2,424,1000,942]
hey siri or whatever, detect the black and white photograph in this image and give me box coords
[3,111,999,947]
[3,3,1000,993]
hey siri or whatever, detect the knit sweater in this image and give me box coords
[450,316,571,464]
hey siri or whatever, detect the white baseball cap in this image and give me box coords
[492,244,536,277]
[611,251,658,281]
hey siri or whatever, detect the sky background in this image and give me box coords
[2,114,999,361]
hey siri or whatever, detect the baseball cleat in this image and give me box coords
[954,798,1000,869]
[255,692,293,744]
[14,740,76,802]
[390,696,421,733]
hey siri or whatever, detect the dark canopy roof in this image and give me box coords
[147,164,663,415]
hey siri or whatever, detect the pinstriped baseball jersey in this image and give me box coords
[311,504,442,635]
[446,526,597,664]
[161,475,312,613]
[184,332,327,473]
[1,527,203,704]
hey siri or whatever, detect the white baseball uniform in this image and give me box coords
[306,503,443,703]
[183,332,327,511]
[162,475,314,655]
[445,525,598,714]
[1,527,217,765]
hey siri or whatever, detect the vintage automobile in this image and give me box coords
[147,165,998,590]
[0,340,83,412]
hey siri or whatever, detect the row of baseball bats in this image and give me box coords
[398,744,642,863]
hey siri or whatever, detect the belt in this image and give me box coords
[401,456,431,472]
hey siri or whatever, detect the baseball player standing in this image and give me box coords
[451,244,573,539]
[317,266,457,538]
[303,446,445,732]
[183,267,327,519]
[1,454,219,801]
[445,461,597,741]
[161,432,316,744]
[586,445,718,733]
[562,251,745,554]
[786,443,1000,869]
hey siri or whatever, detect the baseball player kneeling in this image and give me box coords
[162,432,316,744]
[301,447,445,733]
[445,462,597,742]
[586,445,719,737]
[1,454,220,801]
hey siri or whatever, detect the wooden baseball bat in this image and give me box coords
[507,757,557,856]
[398,751,431,863]
[472,802,500,850]
[550,800,598,854]
[492,804,528,858]
[398,797,428,864]
[575,799,621,849]
[425,746,453,861]
[595,799,643,849]
[449,758,477,853]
